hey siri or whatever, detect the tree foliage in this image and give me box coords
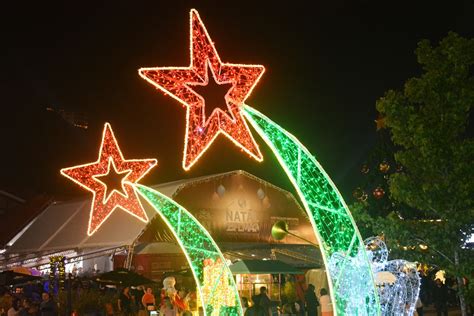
[353,32,474,305]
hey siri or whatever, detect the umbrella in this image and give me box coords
[96,268,155,286]
[0,270,43,286]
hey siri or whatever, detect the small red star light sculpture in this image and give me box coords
[61,123,157,236]
[139,9,265,170]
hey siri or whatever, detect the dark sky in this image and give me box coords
[1,0,473,200]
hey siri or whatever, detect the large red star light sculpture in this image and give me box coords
[61,123,157,236]
[139,9,265,170]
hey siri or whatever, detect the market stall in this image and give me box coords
[229,259,302,303]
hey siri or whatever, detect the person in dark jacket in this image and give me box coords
[432,279,448,316]
[118,287,133,316]
[39,293,57,316]
[304,284,319,316]
[253,287,271,316]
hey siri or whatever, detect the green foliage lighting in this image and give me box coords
[243,105,381,315]
[136,184,241,316]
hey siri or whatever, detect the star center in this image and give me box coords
[93,158,132,203]
[190,63,233,121]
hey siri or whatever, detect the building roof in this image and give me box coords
[0,194,51,249]
[1,170,308,269]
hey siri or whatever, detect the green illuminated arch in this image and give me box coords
[135,184,242,316]
[243,105,381,315]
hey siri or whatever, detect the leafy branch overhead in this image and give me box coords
[353,33,473,287]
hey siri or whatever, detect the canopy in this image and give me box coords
[0,270,42,286]
[229,259,301,275]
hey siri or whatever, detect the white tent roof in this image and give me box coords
[5,170,287,255]
[3,175,194,254]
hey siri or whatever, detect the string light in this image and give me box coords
[135,184,241,316]
[60,123,157,236]
[243,105,381,315]
[138,9,265,170]
[201,258,239,315]
[49,256,66,294]
[365,237,420,316]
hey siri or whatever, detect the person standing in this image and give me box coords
[141,287,156,314]
[118,287,133,316]
[319,289,332,316]
[160,297,177,316]
[244,296,264,316]
[7,299,20,316]
[432,279,448,316]
[415,296,424,316]
[19,299,37,316]
[39,293,57,316]
[174,288,189,314]
[241,297,249,315]
[304,284,319,316]
[254,287,271,316]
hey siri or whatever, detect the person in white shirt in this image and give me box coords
[319,288,333,316]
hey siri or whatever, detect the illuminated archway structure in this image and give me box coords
[243,105,380,315]
[136,185,241,315]
[60,123,242,316]
[138,8,380,315]
[59,8,381,316]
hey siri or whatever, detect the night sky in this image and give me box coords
[1,1,473,200]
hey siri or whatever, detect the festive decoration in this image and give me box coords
[136,184,241,316]
[243,105,380,315]
[49,256,66,294]
[161,276,178,307]
[201,258,237,315]
[216,184,226,197]
[138,9,265,170]
[353,187,368,202]
[375,116,386,131]
[365,237,420,316]
[378,161,390,173]
[361,164,370,174]
[373,187,385,199]
[60,123,157,236]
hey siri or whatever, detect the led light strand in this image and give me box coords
[138,9,265,170]
[365,237,420,316]
[243,104,381,315]
[49,255,66,294]
[135,184,242,316]
[60,123,157,236]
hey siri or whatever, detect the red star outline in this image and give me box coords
[60,123,157,236]
[92,158,132,203]
[139,9,265,170]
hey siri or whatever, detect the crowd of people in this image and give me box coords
[1,271,465,316]
[115,284,195,316]
[240,285,332,316]
[0,275,196,316]
[0,278,332,316]
[0,291,58,316]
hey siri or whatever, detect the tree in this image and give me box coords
[350,124,421,238]
[354,33,474,315]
